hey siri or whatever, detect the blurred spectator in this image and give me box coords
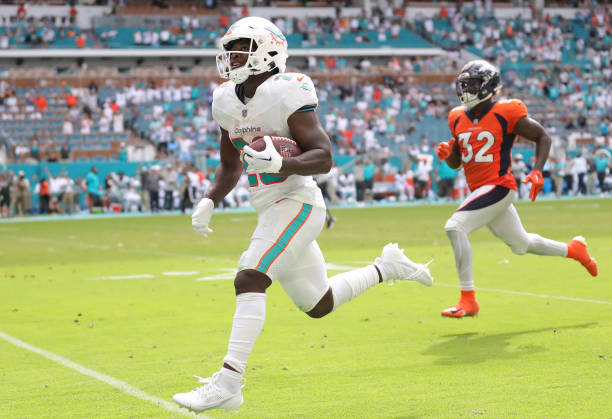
[39,177,50,215]
[180,175,197,213]
[511,154,527,198]
[146,165,161,212]
[61,172,76,215]
[62,117,74,135]
[594,149,610,193]
[573,152,588,195]
[564,155,574,195]
[354,157,365,203]
[138,165,150,212]
[363,158,376,203]
[550,157,564,198]
[0,171,9,217]
[85,166,100,213]
[162,164,178,210]
[435,155,456,200]
[111,171,131,210]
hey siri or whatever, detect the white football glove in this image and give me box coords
[191,197,214,237]
[242,136,283,174]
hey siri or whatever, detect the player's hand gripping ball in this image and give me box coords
[242,136,302,175]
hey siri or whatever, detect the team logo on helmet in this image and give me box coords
[264,26,286,44]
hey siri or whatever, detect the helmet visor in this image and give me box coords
[456,77,482,97]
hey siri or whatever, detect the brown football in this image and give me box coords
[248,136,302,157]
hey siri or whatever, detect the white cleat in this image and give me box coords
[172,373,243,412]
[375,242,434,287]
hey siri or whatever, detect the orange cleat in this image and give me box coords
[441,290,480,318]
[567,236,598,277]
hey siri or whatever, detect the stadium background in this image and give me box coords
[0,0,610,216]
[1,2,612,418]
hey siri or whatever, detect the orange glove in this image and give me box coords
[437,138,455,160]
[522,170,544,202]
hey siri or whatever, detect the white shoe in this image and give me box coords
[172,373,243,412]
[375,243,434,287]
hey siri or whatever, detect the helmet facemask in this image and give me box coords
[456,76,488,109]
[216,38,260,85]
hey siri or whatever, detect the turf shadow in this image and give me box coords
[421,322,597,365]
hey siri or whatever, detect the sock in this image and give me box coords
[460,289,476,302]
[526,233,568,256]
[447,230,474,291]
[222,292,266,376]
[329,265,380,311]
[217,367,242,394]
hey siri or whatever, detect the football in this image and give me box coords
[248,136,302,158]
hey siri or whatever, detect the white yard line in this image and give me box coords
[89,274,155,280]
[0,330,208,419]
[436,282,612,305]
[8,235,206,259]
[162,271,200,276]
[325,262,361,271]
[0,227,21,231]
[196,269,237,281]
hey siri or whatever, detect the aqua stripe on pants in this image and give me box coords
[255,203,312,274]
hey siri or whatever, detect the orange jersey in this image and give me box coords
[448,99,528,192]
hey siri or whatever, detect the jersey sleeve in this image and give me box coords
[503,99,528,133]
[211,83,232,131]
[447,106,463,137]
[281,73,319,119]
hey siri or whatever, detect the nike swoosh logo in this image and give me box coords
[297,76,304,82]
[261,156,272,161]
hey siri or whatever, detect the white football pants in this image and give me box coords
[444,185,567,291]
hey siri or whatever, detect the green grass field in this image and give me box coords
[1,199,611,418]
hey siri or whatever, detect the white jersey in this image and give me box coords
[212,72,325,211]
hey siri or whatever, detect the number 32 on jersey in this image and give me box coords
[457,131,494,164]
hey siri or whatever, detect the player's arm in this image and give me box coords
[513,116,551,201]
[204,128,242,206]
[279,110,333,176]
[513,117,551,172]
[192,128,242,238]
[445,138,461,169]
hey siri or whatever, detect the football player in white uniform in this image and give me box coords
[172,17,434,413]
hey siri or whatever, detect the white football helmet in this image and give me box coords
[216,17,288,84]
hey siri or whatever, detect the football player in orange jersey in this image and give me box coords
[437,60,598,318]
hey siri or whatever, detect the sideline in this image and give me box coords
[1,196,609,224]
[0,330,209,418]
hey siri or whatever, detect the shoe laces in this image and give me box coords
[387,259,434,285]
[192,372,246,396]
[191,373,221,397]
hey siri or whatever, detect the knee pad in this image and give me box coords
[444,217,463,234]
[509,240,529,255]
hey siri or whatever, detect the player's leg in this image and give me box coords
[173,201,313,412]
[173,274,272,412]
[282,241,433,318]
[281,240,433,319]
[487,203,597,276]
[442,185,515,317]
